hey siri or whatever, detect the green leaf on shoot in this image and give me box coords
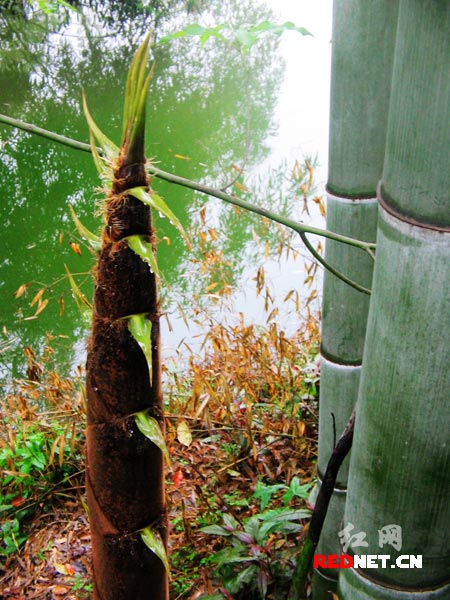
[135,411,170,466]
[127,186,191,248]
[64,265,92,325]
[126,235,159,275]
[127,314,152,374]
[123,33,151,139]
[69,205,101,251]
[88,128,111,183]
[140,526,170,574]
[121,34,153,165]
[82,91,119,162]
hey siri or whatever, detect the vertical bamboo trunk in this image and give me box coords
[85,43,168,600]
[339,1,450,598]
[313,2,399,597]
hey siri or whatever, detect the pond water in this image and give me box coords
[0,0,331,382]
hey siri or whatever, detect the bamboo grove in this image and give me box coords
[337,2,450,598]
[312,1,450,599]
[1,2,449,597]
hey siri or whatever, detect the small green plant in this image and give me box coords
[200,486,312,600]
[0,517,27,556]
[171,546,215,599]
[70,573,93,598]
[253,476,313,511]
[0,420,81,556]
[223,490,250,510]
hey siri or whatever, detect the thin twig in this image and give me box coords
[299,231,371,295]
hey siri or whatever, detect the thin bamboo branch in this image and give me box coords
[299,232,371,295]
[0,112,377,256]
[147,164,376,252]
[0,113,93,153]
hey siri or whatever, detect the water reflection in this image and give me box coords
[0,0,289,379]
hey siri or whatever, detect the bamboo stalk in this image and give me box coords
[311,2,399,597]
[340,1,450,597]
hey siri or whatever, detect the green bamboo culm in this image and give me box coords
[310,2,399,598]
[84,35,169,600]
[339,1,450,598]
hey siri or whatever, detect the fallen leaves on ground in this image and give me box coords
[1,319,319,599]
[0,504,91,599]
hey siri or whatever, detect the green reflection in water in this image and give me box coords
[0,0,285,379]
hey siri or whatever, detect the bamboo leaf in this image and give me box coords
[157,21,310,50]
[283,289,295,303]
[140,527,170,574]
[127,314,152,373]
[234,28,258,49]
[15,283,29,299]
[158,23,226,46]
[30,288,45,307]
[64,265,92,325]
[176,420,192,447]
[82,91,119,161]
[176,23,207,36]
[69,205,101,251]
[127,186,191,248]
[250,20,312,37]
[127,235,159,275]
[69,241,82,255]
[34,298,49,317]
[135,411,170,466]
